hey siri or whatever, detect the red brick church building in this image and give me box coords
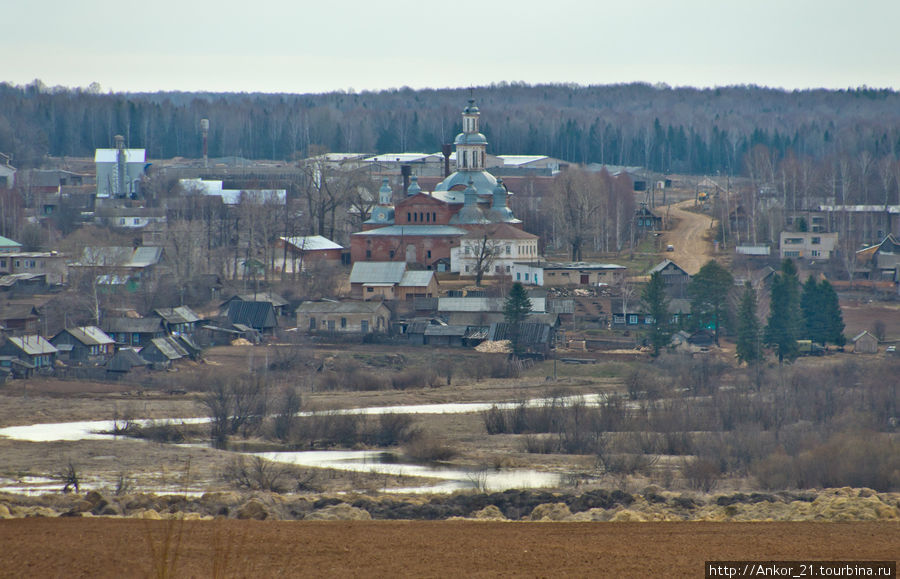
[350,100,524,270]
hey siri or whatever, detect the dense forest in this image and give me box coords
[3,81,900,176]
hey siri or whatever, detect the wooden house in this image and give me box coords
[50,326,115,364]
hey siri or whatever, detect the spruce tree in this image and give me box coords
[687,260,734,345]
[503,282,532,357]
[819,279,845,346]
[642,271,671,356]
[800,275,826,343]
[765,259,801,363]
[736,282,762,365]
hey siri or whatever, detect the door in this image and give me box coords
[361,320,369,333]
[580,274,589,285]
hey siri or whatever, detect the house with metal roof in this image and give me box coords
[0,335,58,369]
[152,306,203,335]
[275,235,344,273]
[139,336,189,367]
[0,236,23,253]
[296,300,391,334]
[220,292,290,318]
[0,304,40,335]
[349,262,439,300]
[105,348,150,375]
[50,326,115,363]
[648,259,692,298]
[71,246,166,289]
[101,316,166,347]
[226,301,279,334]
[511,261,627,287]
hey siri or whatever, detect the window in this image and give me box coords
[811,237,821,245]
[340,317,346,329]
[0,259,5,267]
[811,250,821,257]
[119,218,126,225]
[426,250,431,259]
[407,212,411,222]
[495,265,501,273]
[327,320,335,331]
[366,250,372,258]
[786,238,803,245]
[133,333,140,344]
[784,251,800,257]
[628,315,638,325]
[516,273,521,280]
[133,218,140,224]
[505,246,511,254]
[15,260,20,267]
[361,320,369,333]
[309,317,316,330]
[426,212,430,222]
[506,266,510,272]
[389,250,395,259]
[366,287,374,293]
[464,246,470,255]
[524,273,529,281]
[465,266,470,272]
[432,212,436,222]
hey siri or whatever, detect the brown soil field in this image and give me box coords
[0,519,895,578]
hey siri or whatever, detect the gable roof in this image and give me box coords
[105,348,149,372]
[296,300,388,315]
[221,292,289,309]
[280,235,343,251]
[0,236,23,250]
[77,246,163,268]
[0,304,40,321]
[6,335,57,356]
[145,336,189,360]
[227,301,278,329]
[350,262,407,285]
[460,222,538,240]
[399,270,435,288]
[102,316,165,334]
[649,259,690,276]
[54,326,114,346]
[153,306,201,325]
[851,330,878,343]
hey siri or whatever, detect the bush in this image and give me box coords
[403,435,457,462]
[223,456,291,493]
[682,457,722,493]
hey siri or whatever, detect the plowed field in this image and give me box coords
[0,519,895,578]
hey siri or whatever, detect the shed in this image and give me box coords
[105,348,150,374]
[851,330,879,354]
[140,336,188,366]
[227,301,278,334]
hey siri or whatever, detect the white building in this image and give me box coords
[779,231,838,260]
[178,178,286,205]
[450,223,539,277]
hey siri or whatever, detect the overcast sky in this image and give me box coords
[4,0,898,94]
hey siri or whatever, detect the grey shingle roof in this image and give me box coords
[7,335,58,356]
[56,326,115,346]
[102,317,165,334]
[153,306,201,325]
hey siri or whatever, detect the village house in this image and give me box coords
[95,206,167,230]
[139,336,189,367]
[0,335,58,369]
[220,292,291,318]
[50,326,115,364]
[0,252,68,286]
[225,301,279,335]
[296,300,392,334]
[152,306,203,336]
[274,235,344,273]
[101,316,166,347]
[349,262,439,300]
[71,246,166,289]
[855,234,900,280]
[634,204,663,234]
[104,348,150,376]
[779,231,838,260]
[648,259,692,298]
[0,236,23,253]
[0,304,41,335]
[511,261,627,287]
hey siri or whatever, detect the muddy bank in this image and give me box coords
[1,486,897,523]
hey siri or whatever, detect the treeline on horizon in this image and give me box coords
[2,80,900,176]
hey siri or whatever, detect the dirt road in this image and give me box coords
[661,199,717,275]
[0,519,895,578]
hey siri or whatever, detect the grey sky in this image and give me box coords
[4,0,898,93]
